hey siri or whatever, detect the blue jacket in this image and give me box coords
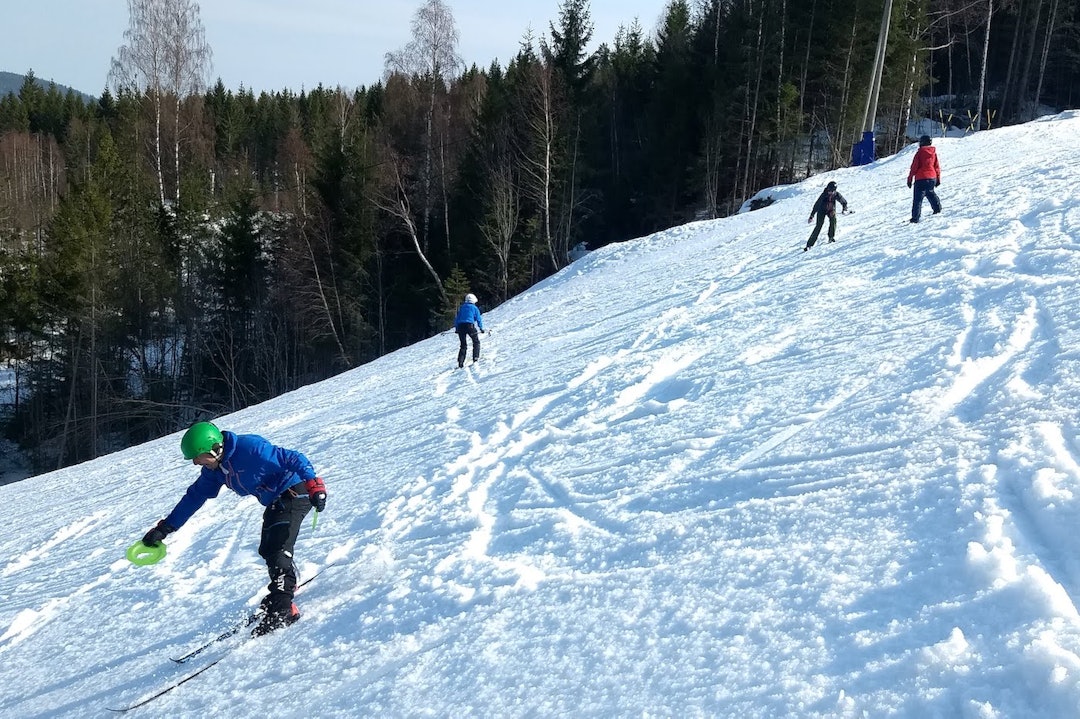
[454,302,483,331]
[165,431,315,529]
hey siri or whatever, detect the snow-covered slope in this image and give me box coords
[4,112,1080,718]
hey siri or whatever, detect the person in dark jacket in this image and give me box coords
[804,181,849,251]
[454,293,485,368]
[907,134,942,223]
[138,422,328,636]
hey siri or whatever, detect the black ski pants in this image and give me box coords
[456,323,480,366]
[258,489,312,616]
[806,212,837,248]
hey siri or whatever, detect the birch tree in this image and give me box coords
[478,124,521,301]
[515,53,561,271]
[109,0,212,207]
[1032,0,1063,118]
[370,126,450,309]
[385,0,462,253]
[973,0,993,130]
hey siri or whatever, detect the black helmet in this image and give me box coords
[825,181,837,190]
[919,134,932,146]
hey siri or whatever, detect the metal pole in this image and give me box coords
[861,0,894,133]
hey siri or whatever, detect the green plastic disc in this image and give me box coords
[126,540,167,566]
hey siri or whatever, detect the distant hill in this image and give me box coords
[0,71,96,103]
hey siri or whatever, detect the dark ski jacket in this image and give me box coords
[454,302,484,332]
[165,431,315,529]
[908,146,941,184]
[810,189,848,219]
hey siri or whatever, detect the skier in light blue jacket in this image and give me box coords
[454,293,485,368]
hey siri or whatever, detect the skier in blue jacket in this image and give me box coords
[139,422,328,636]
[454,293,485,368]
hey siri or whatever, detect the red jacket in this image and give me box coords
[908,146,941,183]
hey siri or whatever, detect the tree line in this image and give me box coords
[1,0,1077,476]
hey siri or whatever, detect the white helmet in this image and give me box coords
[464,293,477,304]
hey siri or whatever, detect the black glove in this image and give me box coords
[907,178,913,188]
[935,179,940,187]
[305,477,327,512]
[142,520,175,547]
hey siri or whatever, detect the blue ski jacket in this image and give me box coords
[454,302,484,331]
[165,431,316,530]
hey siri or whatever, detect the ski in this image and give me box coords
[108,563,336,712]
[108,655,228,712]
[170,562,335,663]
[169,611,258,664]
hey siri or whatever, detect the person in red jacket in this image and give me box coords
[907,134,942,223]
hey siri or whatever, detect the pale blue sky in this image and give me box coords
[7,0,669,95]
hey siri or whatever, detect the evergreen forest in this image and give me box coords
[1,0,1077,476]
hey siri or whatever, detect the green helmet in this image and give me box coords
[181,421,223,460]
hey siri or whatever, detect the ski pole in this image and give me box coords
[312,510,319,531]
